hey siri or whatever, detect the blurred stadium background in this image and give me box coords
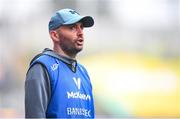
[0,0,180,118]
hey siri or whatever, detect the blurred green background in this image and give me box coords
[0,0,179,118]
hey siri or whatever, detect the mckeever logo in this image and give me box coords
[73,77,81,90]
[67,91,91,101]
[51,63,59,71]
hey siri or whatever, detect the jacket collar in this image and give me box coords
[43,48,77,72]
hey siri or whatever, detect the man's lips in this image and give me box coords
[76,39,84,46]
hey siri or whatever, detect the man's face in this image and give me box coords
[56,22,84,55]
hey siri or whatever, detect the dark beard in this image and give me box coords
[59,41,82,56]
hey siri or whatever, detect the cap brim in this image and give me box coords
[63,16,94,27]
[80,16,94,27]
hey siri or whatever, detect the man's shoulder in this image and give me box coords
[27,63,45,74]
[29,48,53,65]
[77,63,89,74]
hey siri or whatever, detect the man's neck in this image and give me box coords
[53,46,76,60]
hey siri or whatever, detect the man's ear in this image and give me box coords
[49,30,59,42]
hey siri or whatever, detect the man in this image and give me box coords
[25,8,94,118]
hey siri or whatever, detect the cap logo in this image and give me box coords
[69,10,79,15]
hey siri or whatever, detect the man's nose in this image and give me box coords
[76,25,83,36]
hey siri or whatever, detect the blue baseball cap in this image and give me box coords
[48,8,94,31]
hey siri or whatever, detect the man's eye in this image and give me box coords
[80,25,84,29]
[69,25,76,29]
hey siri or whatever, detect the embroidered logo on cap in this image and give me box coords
[69,10,80,15]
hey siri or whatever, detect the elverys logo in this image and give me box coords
[51,63,59,71]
